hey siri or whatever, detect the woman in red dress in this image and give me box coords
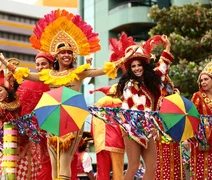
[190,61,212,179]
[17,52,54,180]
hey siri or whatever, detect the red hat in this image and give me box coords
[89,86,111,95]
[0,70,15,91]
[0,70,4,87]
[89,84,118,96]
[35,52,54,63]
[109,32,166,72]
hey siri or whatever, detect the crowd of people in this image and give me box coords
[0,8,211,180]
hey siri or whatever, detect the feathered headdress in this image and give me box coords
[30,9,101,56]
[109,32,166,72]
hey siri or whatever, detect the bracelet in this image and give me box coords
[8,58,20,66]
[115,57,125,68]
[6,62,17,73]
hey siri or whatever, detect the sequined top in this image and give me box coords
[192,91,212,115]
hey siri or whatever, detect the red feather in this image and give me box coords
[0,70,4,87]
[72,15,99,42]
[109,32,136,62]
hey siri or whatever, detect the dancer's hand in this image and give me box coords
[124,45,139,61]
[162,35,171,51]
[183,140,191,150]
[173,88,180,94]
[86,57,93,65]
[0,53,5,62]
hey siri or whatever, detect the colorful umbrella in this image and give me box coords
[34,86,89,136]
[159,93,200,142]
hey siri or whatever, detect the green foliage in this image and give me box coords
[169,58,211,98]
[148,3,212,98]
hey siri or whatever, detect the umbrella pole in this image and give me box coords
[57,137,60,179]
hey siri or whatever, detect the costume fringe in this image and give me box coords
[13,67,30,84]
[95,96,122,107]
[48,134,75,152]
[38,63,90,86]
[103,62,117,79]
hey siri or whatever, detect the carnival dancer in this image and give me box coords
[112,33,174,180]
[17,52,81,180]
[0,68,21,180]
[0,58,47,180]
[189,61,212,179]
[0,9,138,180]
[90,84,125,180]
[155,75,185,180]
[17,52,54,180]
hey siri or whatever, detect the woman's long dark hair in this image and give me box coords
[53,43,75,70]
[7,89,16,102]
[7,80,19,102]
[116,60,161,98]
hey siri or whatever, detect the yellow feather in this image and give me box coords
[103,62,117,79]
[38,64,90,86]
[13,67,30,84]
[40,17,90,55]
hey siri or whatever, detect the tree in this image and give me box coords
[148,3,212,98]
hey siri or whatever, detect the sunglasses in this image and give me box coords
[59,50,73,55]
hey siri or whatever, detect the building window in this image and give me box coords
[8,16,16,21]
[0,12,38,25]
[0,50,35,62]
[0,31,30,43]
[109,0,157,10]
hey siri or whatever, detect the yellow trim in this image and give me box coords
[39,63,90,86]
[104,146,125,153]
[0,20,34,30]
[0,40,33,49]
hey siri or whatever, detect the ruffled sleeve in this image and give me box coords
[154,50,174,83]
[82,152,93,173]
[38,64,90,86]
